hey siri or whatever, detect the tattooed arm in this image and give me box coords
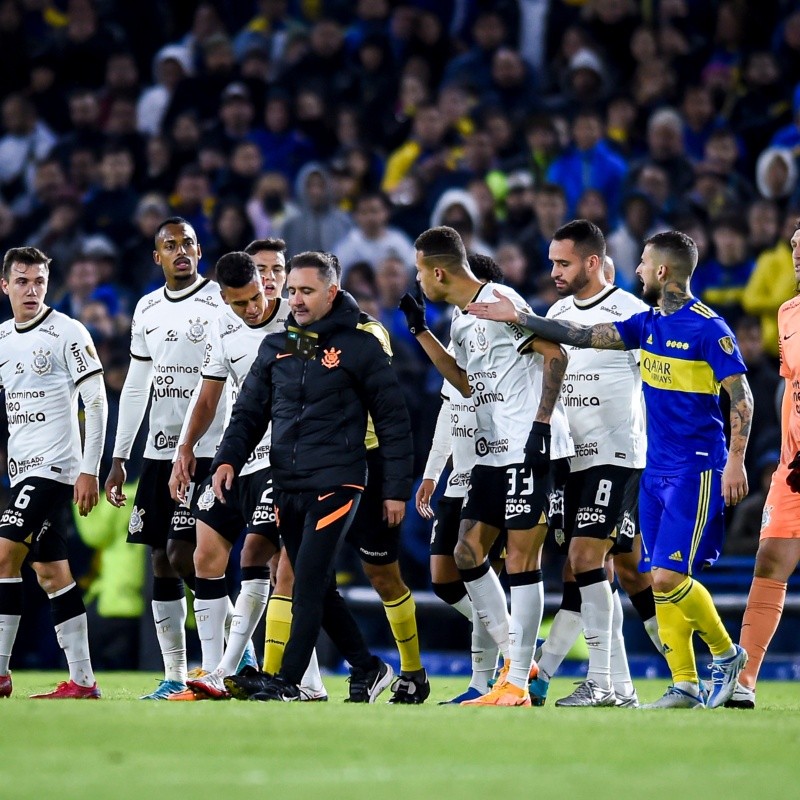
[720,372,753,506]
[467,289,627,350]
[531,338,568,423]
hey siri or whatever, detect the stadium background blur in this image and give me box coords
[0,0,797,672]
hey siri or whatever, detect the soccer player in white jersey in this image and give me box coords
[403,226,574,706]
[521,220,647,707]
[415,253,506,703]
[105,217,229,700]
[0,246,107,699]
[158,250,288,699]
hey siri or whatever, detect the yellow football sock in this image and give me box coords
[383,591,423,673]
[263,594,292,675]
[665,576,732,657]
[654,589,698,684]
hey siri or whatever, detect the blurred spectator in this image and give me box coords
[442,10,508,93]
[83,145,139,243]
[52,89,105,167]
[246,170,298,239]
[526,182,568,276]
[335,191,415,274]
[691,213,754,326]
[169,164,214,247]
[742,210,799,359]
[217,140,263,201]
[382,103,451,193]
[430,188,492,255]
[26,191,87,272]
[203,200,255,272]
[341,260,378,298]
[576,189,610,235]
[136,44,193,137]
[747,199,780,256]
[483,48,538,123]
[547,108,627,221]
[0,93,56,205]
[282,162,352,255]
[680,84,721,163]
[495,241,537,301]
[755,147,797,208]
[388,173,429,242]
[204,82,257,156]
[703,127,755,207]
[607,192,669,291]
[249,91,316,182]
[732,316,780,475]
[122,192,171,294]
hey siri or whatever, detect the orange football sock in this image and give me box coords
[739,577,787,691]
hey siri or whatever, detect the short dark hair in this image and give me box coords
[553,219,607,260]
[355,191,390,211]
[467,253,504,283]
[216,251,259,289]
[3,246,51,279]
[646,230,698,277]
[414,226,467,268]
[155,216,193,242]
[288,251,339,285]
[245,238,286,255]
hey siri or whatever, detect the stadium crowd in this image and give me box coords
[0,0,798,683]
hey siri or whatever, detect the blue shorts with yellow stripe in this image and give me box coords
[638,469,724,575]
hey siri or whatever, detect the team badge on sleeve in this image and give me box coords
[197,486,216,511]
[718,336,734,355]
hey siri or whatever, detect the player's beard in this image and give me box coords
[641,283,660,306]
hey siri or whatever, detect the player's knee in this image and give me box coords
[430,555,461,585]
[32,562,72,594]
[193,544,226,577]
[240,535,275,569]
[363,562,406,601]
[753,540,789,580]
[615,562,648,594]
[650,569,683,594]
[166,539,195,579]
[454,539,479,570]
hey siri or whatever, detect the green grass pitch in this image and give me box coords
[2,672,799,800]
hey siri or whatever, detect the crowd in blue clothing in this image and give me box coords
[2,0,800,584]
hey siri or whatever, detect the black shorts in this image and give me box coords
[430,494,507,560]
[609,468,641,555]
[564,465,641,548]
[126,457,211,547]
[462,463,549,531]
[345,448,399,565]
[0,477,72,562]
[193,468,279,549]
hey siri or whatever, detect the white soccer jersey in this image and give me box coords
[451,282,573,467]
[441,375,477,498]
[201,299,290,476]
[130,279,227,459]
[547,285,647,472]
[0,309,103,486]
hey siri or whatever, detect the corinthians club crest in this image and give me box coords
[197,485,216,510]
[186,317,208,344]
[475,323,489,353]
[128,505,145,534]
[31,347,52,375]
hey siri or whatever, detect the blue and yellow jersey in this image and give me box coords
[614,299,747,476]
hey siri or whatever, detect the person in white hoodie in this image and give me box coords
[136,45,193,137]
[429,188,494,256]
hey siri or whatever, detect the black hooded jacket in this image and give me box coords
[212,291,413,498]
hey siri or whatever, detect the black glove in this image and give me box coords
[787,451,800,493]
[524,421,551,477]
[399,285,429,336]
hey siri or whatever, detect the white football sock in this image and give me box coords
[508,581,544,690]
[216,579,270,676]
[580,579,613,690]
[537,609,582,682]
[644,614,663,654]
[610,590,634,697]
[54,612,95,687]
[0,576,22,675]
[463,567,510,660]
[152,597,187,682]
[195,592,229,673]
[469,603,498,693]
[451,594,472,619]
